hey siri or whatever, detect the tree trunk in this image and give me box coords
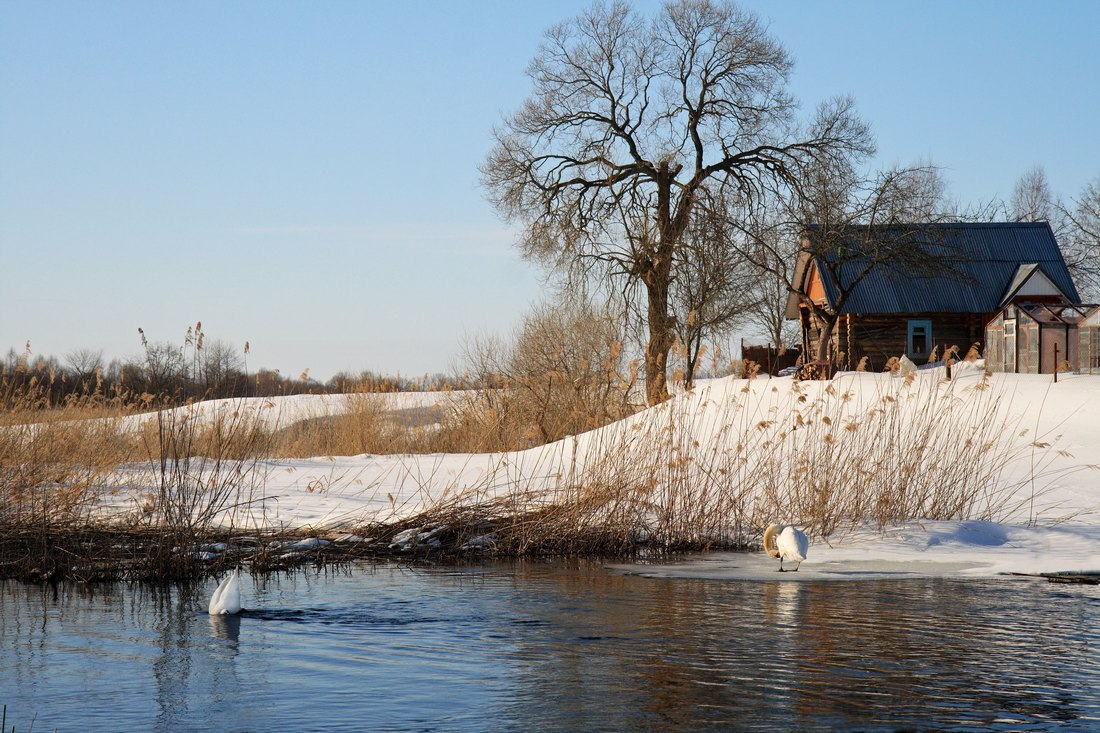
[816,314,839,368]
[641,161,689,405]
[684,336,700,390]
[644,275,675,405]
[771,319,786,357]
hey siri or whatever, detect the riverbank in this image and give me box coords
[4,365,1100,582]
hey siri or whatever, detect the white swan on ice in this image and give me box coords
[208,568,242,615]
[763,524,809,572]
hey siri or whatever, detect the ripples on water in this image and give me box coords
[3,563,1100,732]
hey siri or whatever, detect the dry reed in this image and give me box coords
[377,366,1077,557]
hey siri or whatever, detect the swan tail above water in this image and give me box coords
[208,569,242,615]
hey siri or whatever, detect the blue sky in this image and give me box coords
[3,1,1098,380]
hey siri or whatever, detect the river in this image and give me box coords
[2,560,1099,731]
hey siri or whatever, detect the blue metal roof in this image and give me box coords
[810,222,1080,314]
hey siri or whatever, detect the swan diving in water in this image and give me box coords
[208,568,242,615]
[763,524,809,572]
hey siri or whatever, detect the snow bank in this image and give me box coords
[113,390,468,433]
[101,367,1100,576]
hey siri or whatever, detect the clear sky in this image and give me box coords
[3,0,1098,381]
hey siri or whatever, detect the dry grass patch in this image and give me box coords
[0,389,138,526]
[270,393,436,457]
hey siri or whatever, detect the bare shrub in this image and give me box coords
[442,300,641,452]
[132,400,272,580]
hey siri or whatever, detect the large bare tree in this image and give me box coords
[483,0,872,405]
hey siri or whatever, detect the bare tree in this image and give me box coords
[65,348,104,391]
[199,339,245,394]
[1058,174,1100,300]
[482,0,872,405]
[1010,165,1056,223]
[670,193,758,386]
[136,341,185,398]
[727,192,802,352]
[744,263,800,352]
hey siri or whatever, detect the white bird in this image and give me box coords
[208,568,242,615]
[763,524,809,572]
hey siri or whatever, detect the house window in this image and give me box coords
[908,320,932,360]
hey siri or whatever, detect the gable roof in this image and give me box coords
[789,222,1079,316]
[998,263,1067,306]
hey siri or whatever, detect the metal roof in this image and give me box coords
[808,222,1080,315]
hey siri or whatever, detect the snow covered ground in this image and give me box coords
[618,519,1100,581]
[104,366,1100,579]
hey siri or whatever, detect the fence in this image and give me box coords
[740,343,801,376]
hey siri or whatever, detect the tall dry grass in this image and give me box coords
[270,392,443,457]
[387,366,1073,556]
[0,378,137,527]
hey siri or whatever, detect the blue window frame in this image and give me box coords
[907,320,932,359]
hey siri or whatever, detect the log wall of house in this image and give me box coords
[801,309,987,372]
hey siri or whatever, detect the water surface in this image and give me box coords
[2,561,1099,731]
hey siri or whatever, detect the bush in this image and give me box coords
[440,299,641,452]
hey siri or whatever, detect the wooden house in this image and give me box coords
[786,222,1081,372]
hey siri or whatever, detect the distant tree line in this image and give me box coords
[2,323,460,411]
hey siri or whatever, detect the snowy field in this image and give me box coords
[112,389,467,434]
[105,365,1100,580]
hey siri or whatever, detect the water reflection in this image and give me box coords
[208,613,241,643]
[2,566,1100,732]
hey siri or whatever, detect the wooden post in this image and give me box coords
[1054,343,1059,383]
